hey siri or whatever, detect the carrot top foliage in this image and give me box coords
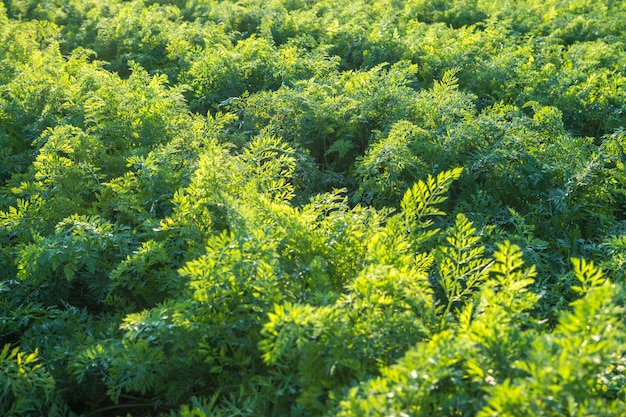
[1,0,626,416]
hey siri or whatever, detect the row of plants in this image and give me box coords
[1,0,626,415]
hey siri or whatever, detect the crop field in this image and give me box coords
[1,0,626,415]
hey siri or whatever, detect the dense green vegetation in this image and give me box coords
[1,0,626,415]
